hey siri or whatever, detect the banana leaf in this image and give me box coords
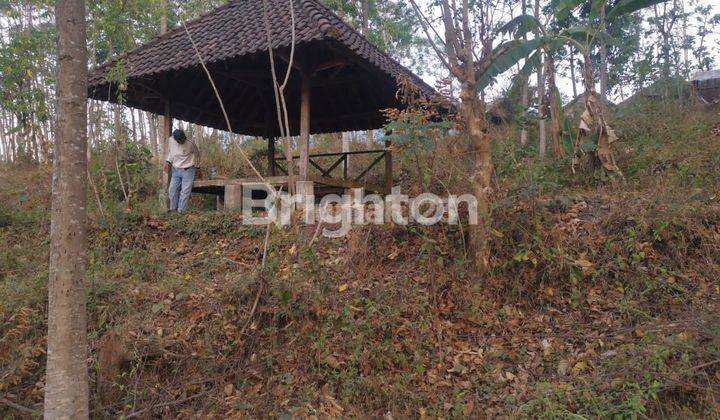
[477,37,549,89]
[606,0,669,20]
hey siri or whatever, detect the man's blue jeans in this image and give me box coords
[168,167,196,212]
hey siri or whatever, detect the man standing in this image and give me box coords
[163,129,200,213]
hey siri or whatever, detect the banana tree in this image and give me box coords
[559,0,670,178]
[500,16,567,160]
[504,0,668,178]
[410,0,557,272]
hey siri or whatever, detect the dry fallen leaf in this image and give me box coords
[557,360,570,376]
[572,361,589,374]
[224,383,235,396]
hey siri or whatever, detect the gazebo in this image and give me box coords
[88,0,441,208]
[691,70,720,105]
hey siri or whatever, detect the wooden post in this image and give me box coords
[299,70,311,193]
[384,139,392,194]
[268,137,276,176]
[224,184,242,211]
[159,101,172,211]
[296,69,312,198]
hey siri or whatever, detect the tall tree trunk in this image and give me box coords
[534,0,546,157]
[361,0,369,36]
[653,2,678,98]
[148,112,158,160]
[680,1,688,78]
[0,111,6,162]
[519,0,529,146]
[158,0,169,164]
[460,83,492,273]
[31,124,41,163]
[138,110,147,146]
[599,4,608,103]
[360,0,372,148]
[87,100,98,162]
[39,122,49,162]
[114,105,123,141]
[130,108,138,143]
[569,46,578,99]
[537,52,546,158]
[45,0,90,418]
[9,114,17,163]
[336,0,345,19]
[546,54,565,159]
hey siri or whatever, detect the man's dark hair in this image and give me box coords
[172,129,187,143]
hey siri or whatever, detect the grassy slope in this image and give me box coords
[0,103,719,418]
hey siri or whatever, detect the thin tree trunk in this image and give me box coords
[534,0,546,158]
[599,4,608,103]
[546,54,564,159]
[38,124,49,162]
[337,0,345,19]
[537,52,546,158]
[130,108,138,143]
[45,0,90,417]
[0,112,7,162]
[9,114,17,163]
[158,0,169,164]
[138,110,147,146]
[114,105,122,141]
[361,0,372,150]
[519,0,529,146]
[31,124,40,163]
[148,112,158,160]
[87,100,95,162]
[570,46,578,99]
[654,2,677,98]
[681,1,689,78]
[361,0,369,36]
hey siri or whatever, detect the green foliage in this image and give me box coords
[552,0,587,21]
[0,19,55,124]
[106,60,129,103]
[384,113,451,152]
[478,37,551,89]
[90,142,156,204]
[320,0,430,75]
[606,0,669,21]
[498,14,543,38]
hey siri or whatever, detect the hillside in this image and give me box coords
[1,102,719,418]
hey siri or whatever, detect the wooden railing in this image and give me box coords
[271,145,392,193]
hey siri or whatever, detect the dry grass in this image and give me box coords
[0,102,719,417]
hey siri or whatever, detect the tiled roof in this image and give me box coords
[88,0,436,99]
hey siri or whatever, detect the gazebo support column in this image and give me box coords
[298,69,311,197]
